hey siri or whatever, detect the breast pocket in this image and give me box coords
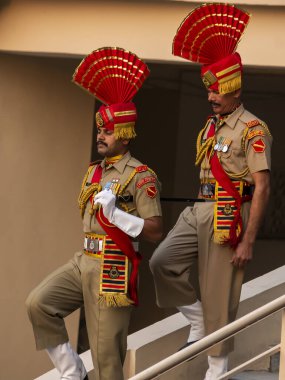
[218,148,233,160]
[118,192,136,213]
[218,148,247,175]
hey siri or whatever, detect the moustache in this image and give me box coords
[97,141,108,147]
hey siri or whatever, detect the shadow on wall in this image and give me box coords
[0,0,10,13]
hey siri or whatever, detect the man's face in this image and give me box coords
[207,89,241,115]
[96,127,129,157]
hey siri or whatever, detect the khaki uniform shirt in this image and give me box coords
[199,104,273,183]
[81,151,162,235]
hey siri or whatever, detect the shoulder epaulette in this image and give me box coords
[136,165,158,177]
[136,165,148,173]
[242,119,271,151]
[119,164,158,196]
[259,120,272,137]
[245,119,260,128]
[244,120,271,138]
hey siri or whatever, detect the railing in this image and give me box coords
[129,294,285,380]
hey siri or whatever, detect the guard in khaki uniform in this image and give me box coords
[26,47,162,380]
[150,4,272,379]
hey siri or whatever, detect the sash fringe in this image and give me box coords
[98,293,134,307]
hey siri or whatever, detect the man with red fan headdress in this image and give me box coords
[150,3,272,379]
[26,47,163,380]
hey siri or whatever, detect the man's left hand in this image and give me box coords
[230,240,253,268]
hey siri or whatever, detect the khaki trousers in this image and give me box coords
[149,202,249,356]
[26,251,132,380]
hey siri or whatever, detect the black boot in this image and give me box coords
[178,340,198,351]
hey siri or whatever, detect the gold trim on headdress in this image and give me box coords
[114,123,137,140]
[218,73,241,94]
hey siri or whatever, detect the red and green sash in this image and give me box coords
[91,164,142,306]
[206,117,251,248]
[210,154,243,248]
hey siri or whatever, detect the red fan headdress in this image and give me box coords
[73,47,150,139]
[172,3,251,94]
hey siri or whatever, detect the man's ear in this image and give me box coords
[122,139,131,146]
[233,88,242,99]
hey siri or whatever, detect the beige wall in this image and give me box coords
[0,53,94,379]
[0,1,285,67]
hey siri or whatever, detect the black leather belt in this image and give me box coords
[84,236,103,253]
[200,182,255,199]
[84,235,139,255]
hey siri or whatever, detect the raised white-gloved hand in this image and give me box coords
[93,189,116,221]
[93,189,144,238]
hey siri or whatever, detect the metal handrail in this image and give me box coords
[219,344,281,379]
[129,294,285,380]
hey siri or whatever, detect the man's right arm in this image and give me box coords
[140,216,163,243]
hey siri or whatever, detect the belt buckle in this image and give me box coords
[201,183,215,197]
[84,237,103,252]
[89,239,98,251]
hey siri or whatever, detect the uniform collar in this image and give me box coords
[101,151,131,174]
[221,104,244,129]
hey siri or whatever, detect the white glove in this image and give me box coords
[93,189,116,221]
[93,189,144,238]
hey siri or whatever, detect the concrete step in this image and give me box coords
[232,370,279,379]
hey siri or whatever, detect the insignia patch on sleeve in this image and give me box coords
[137,176,156,188]
[252,138,266,153]
[146,185,158,198]
[247,130,265,140]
